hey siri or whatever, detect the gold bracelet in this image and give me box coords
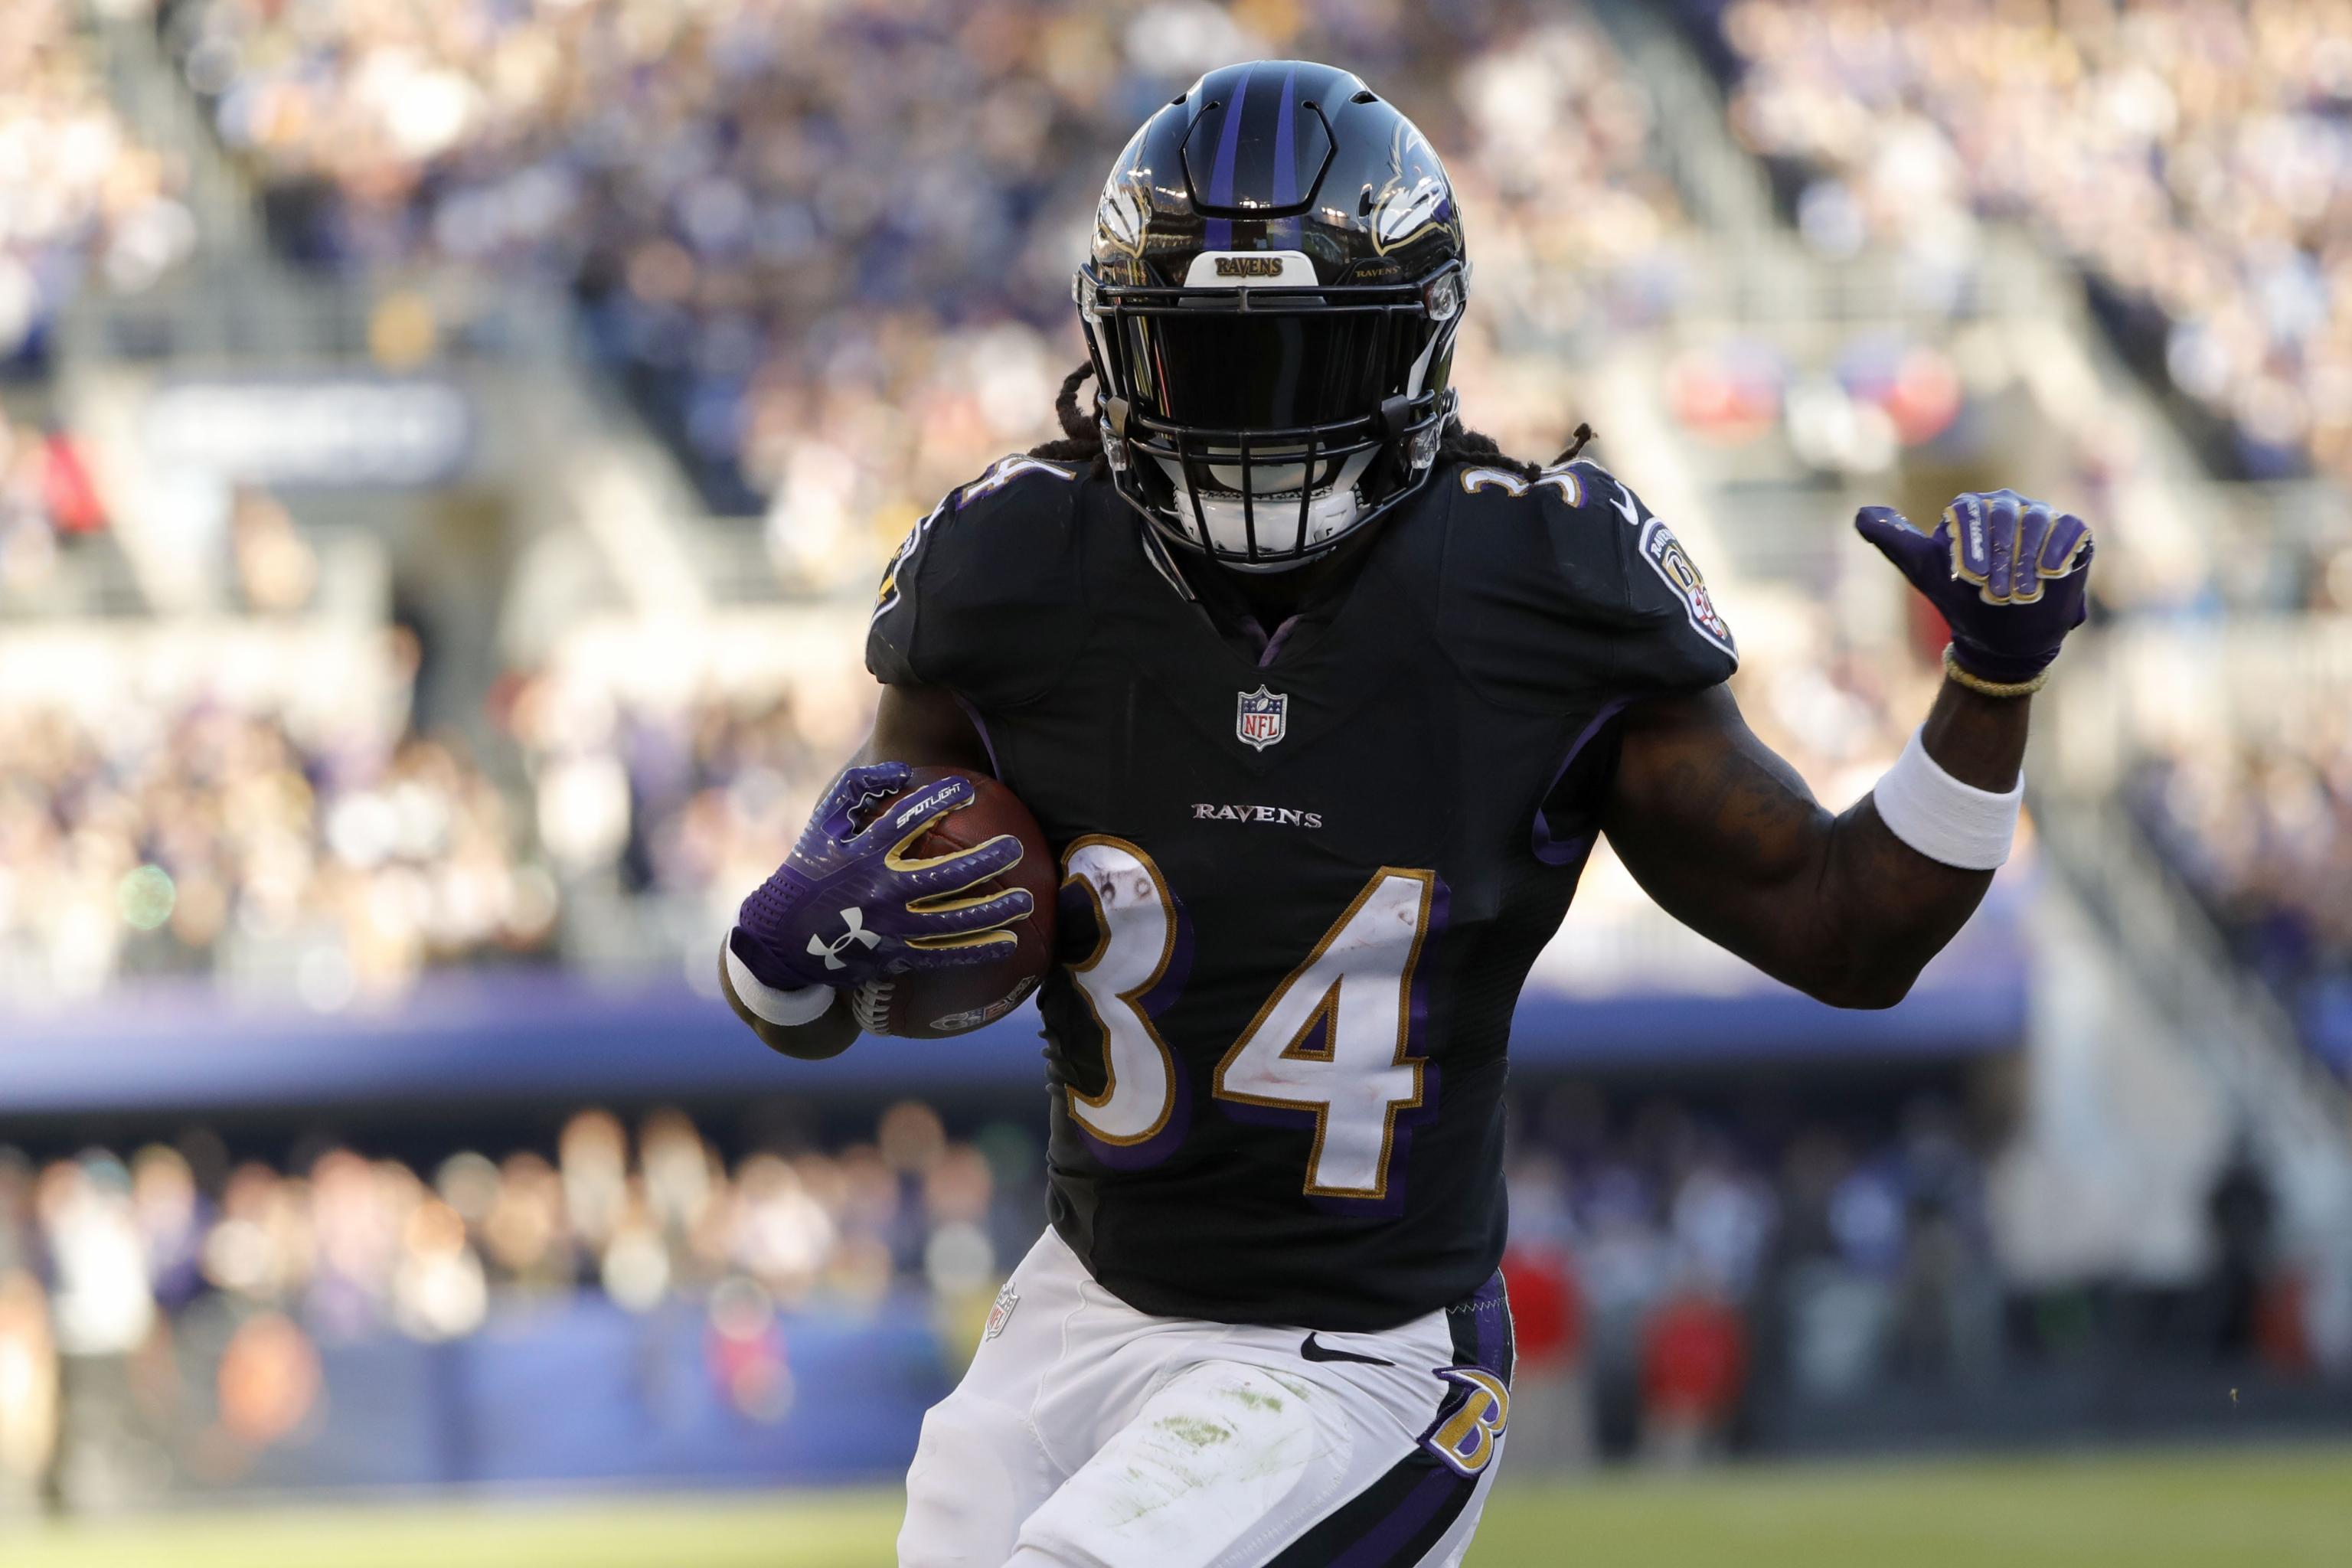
[1943,644,2049,698]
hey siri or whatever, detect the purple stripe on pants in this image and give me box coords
[1329,1468,1460,1568]
[1474,1275,1503,1371]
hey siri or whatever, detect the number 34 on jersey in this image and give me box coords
[1059,837,1436,1200]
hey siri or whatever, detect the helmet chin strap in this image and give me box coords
[1155,452,1371,571]
[1172,483,1365,573]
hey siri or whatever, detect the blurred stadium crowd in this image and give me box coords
[0,0,195,370]
[0,689,554,1005]
[1501,1085,2317,1465]
[150,0,1687,521]
[0,1086,2311,1505]
[0,1101,1031,1506]
[1697,0,2352,487]
[514,676,829,952]
[2133,721,2352,1034]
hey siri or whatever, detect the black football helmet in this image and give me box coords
[1076,60,1468,568]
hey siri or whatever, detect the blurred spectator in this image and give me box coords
[38,1153,169,1509]
[2199,1148,2278,1361]
[1638,1270,1747,1467]
[227,487,317,614]
[40,1155,156,1362]
[1499,1220,1593,1472]
[0,413,107,602]
[0,1267,58,1511]
[213,1311,322,1453]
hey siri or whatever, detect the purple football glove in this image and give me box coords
[1857,490,2094,684]
[730,761,1034,994]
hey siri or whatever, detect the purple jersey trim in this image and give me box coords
[1258,614,1302,668]
[1530,700,1629,867]
[950,694,1002,782]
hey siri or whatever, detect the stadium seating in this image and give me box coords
[0,0,194,371]
[1695,0,2352,488]
[154,0,1691,514]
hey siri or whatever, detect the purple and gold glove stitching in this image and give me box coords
[731,763,1033,994]
[1857,489,2093,687]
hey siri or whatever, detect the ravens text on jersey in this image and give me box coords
[868,452,1736,1332]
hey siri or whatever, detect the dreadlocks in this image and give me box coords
[1026,363,1591,479]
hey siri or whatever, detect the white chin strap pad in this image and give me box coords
[1155,467,1367,567]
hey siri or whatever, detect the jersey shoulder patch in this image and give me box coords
[1576,466,1734,658]
[1632,510,1734,656]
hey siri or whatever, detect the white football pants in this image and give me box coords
[899,1228,1514,1568]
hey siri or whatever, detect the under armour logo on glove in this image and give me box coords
[728,760,1035,996]
[806,907,883,970]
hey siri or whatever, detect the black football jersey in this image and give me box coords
[867,454,1736,1331]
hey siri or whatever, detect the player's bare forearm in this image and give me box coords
[1603,681,2024,1009]
[721,681,993,1059]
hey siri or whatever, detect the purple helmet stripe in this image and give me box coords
[1272,64,1300,207]
[1202,61,1256,250]
[1207,63,1255,205]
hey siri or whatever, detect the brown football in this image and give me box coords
[848,766,1057,1039]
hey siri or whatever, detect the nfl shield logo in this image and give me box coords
[1236,686,1288,751]
[984,1283,1020,1341]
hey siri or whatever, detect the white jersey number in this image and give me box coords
[1062,838,1182,1145]
[1060,839,1436,1198]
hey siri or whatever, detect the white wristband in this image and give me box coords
[1870,727,2021,871]
[723,933,839,1027]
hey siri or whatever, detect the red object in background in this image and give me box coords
[1665,344,1784,446]
[1640,1289,1748,1421]
[41,431,106,534]
[1883,348,1963,447]
[1501,1243,1586,1370]
[2255,1271,2314,1375]
[1833,336,1963,448]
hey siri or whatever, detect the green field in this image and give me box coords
[6,1445,2348,1567]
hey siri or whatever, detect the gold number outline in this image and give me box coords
[1210,867,1437,1200]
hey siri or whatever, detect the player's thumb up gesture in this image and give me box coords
[1857,490,2093,691]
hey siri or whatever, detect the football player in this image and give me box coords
[719,62,2092,1568]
